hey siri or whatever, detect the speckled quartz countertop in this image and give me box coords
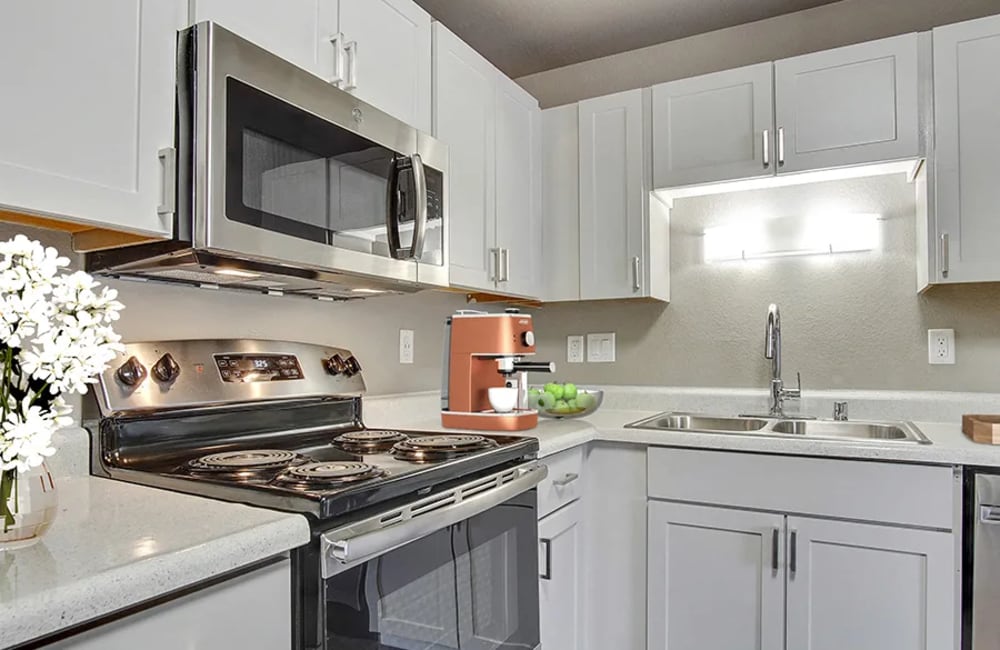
[363,388,1000,466]
[1,435,310,649]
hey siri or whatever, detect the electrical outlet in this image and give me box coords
[927,328,955,365]
[399,329,414,364]
[567,336,584,363]
[586,333,616,363]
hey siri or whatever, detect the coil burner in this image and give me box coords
[332,430,410,454]
[185,449,302,482]
[273,461,385,491]
[391,434,499,463]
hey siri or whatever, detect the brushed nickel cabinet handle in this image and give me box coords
[789,528,798,576]
[762,129,770,168]
[552,472,579,487]
[777,127,785,167]
[632,256,641,292]
[771,527,779,573]
[539,538,552,580]
[343,41,358,91]
[941,233,950,278]
[328,33,344,86]
[156,147,176,218]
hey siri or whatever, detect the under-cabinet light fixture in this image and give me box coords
[703,213,880,262]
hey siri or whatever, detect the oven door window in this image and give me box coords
[226,78,440,259]
[322,492,539,649]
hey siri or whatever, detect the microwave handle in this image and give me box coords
[385,154,427,260]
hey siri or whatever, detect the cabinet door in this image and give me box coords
[495,76,541,299]
[578,90,646,301]
[539,501,584,650]
[190,0,338,79]
[339,0,432,132]
[652,63,774,188]
[541,105,581,302]
[774,33,920,174]
[932,15,1000,284]
[433,24,497,291]
[648,501,784,650]
[0,0,184,237]
[785,517,956,650]
[50,560,291,650]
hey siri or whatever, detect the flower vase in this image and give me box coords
[0,463,57,550]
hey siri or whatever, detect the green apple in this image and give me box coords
[576,393,595,410]
[553,399,571,413]
[562,383,578,400]
[537,393,556,410]
[528,388,541,401]
[544,382,565,400]
[566,398,578,410]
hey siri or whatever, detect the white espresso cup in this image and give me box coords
[488,387,519,413]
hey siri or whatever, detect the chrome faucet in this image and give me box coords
[764,304,801,417]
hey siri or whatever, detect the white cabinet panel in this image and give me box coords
[541,105,581,302]
[932,14,1000,284]
[50,560,291,650]
[652,63,774,188]
[648,501,784,650]
[433,23,496,291]
[578,90,645,301]
[774,33,920,173]
[190,0,337,79]
[785,517,956,650]
[495,76,541,298]
[339,0,432,132]
[0,0,184,236]
[539,500,584,650]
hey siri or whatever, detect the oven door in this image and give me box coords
[189,22,448,288]
[308,463,545,650]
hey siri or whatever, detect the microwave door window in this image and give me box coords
[324,527,461,649]
[226,78,397,255]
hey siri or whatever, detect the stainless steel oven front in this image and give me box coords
[294,462,545,650]
[183,22,448,288]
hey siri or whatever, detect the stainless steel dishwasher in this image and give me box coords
[964,470,1000,649]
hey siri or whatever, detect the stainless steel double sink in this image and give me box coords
[626,413,931,444]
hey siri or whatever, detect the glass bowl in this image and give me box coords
[530,387,604,419]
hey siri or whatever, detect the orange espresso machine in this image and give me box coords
[441,309,555,431]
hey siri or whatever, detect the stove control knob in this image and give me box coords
[324,354,347,376]
[522,331,535,347]
[116,356,147,387]
[152,353,181,383]
[344,356,362,377]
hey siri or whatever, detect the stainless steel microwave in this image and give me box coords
[86,22,448,298]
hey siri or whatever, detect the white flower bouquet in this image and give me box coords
[0,235,123,532]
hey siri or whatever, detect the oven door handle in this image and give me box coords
[321,462,547,578]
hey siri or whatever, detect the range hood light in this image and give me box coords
[351,288,386,294]
[215,268,261,279]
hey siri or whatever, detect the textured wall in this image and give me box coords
[531,174,1000,393]
[0,223,467,396]
[516,0,1000,107]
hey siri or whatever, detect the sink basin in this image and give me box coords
[626,412,931,445]
[770,419,930,443]
[637,414,769,432]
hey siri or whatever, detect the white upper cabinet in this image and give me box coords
[541,105,581,302]
[774,33,921,173]
[190,0,338,79]
[930,14,1000,285]
[579,89,669,302]
[648,501,785,650]
[652,63,774,188]
[338,0,432,133]
[433,23,541,298]
[433,23,496,290]
[0,0,185,237]
[785,517,955,650]
[495,76,541,298]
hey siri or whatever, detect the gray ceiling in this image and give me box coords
[414,0,844,78]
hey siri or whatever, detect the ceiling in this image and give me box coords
[414,0,844,78]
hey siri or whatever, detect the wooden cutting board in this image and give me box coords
[963,415,1000,444]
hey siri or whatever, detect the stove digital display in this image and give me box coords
[214,354,303,382]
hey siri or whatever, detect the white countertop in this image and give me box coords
[0,473,310,648]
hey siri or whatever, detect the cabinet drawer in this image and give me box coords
[539,446,585,518]
[647,447,955,530]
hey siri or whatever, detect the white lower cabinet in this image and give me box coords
[47,560,291,649]
[785,516,955,650]
[538,500,584,650]
[647,502,784,650]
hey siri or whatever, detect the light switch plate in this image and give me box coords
[399,329,414,364]
[587,333,616,363]
[567,336,584,363]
